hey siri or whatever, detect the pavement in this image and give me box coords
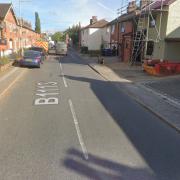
[78,51,180,132]
[0,50,180,179]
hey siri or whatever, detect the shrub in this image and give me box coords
[9,52,21,60]
[81,46,88,54]
[0,56,10,65]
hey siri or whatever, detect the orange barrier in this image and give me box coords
[34,41,48,52]
[143,60,180,76]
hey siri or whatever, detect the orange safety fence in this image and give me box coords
[34,41,48,52]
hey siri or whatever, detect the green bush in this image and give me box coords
[0,56,10,65]
[81,46,88,54]
[9,52,21,60]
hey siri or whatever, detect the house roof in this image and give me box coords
[82,19,109,30]
[0,3,11,20]
[107,18,118,26]
[0,3,19,24]
[119,10,140,22]
[143,0,176,11]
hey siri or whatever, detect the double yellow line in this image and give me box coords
[0,69,27,100]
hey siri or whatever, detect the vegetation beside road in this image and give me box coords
[0,57,10,65]
[51,24,81,47]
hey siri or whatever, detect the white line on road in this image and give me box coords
[59,62,63,71]
[68,99,89,160]
[59,62,68,88]
[0,69,27,100]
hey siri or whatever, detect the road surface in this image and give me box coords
[0,49,180,180]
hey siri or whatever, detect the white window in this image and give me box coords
[9,39,13,49]
[149,16,156,28]
[120,22,125,33]
[111,25,115,34]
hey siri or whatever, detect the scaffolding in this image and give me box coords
[117,0,165,65]
[130,0,165,65]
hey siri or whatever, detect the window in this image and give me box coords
[111,25,115,34]
[120,22,125,33]
[146,41,154,55]
[9,39,13,49]
[149,15,156,28]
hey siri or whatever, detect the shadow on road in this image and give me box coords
[58,49,180,179]
[63,73,180,180]
[63,148,155,180]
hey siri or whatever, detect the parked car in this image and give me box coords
[55,42,68,56]
[19,50,42,68]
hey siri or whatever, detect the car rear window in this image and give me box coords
[24,51,41,58]
[30,47,43,52]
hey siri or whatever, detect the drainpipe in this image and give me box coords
[117,18,119,56]
[144,5,150,62]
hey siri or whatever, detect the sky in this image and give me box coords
[1,0,126,33]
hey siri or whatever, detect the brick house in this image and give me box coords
[0,3,19,56]
[0,3,40,57]
[118,1,140,62]
[19,18,40,49]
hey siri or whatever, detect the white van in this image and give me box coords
[56,42,68,56]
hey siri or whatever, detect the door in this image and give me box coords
[123,37,131,62]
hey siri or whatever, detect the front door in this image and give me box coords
[123,36,131,62]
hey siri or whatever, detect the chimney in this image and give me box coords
[90,16,98,25]
[127,1,137,13]
[140,0,151,9]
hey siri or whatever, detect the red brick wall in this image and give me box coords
[0,8,40,53]
[119,20,134,62]
[110,22,119,45]
[0,9,18,51]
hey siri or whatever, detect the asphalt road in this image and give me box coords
[0,49,180,180]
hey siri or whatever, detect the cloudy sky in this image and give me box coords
[2,0,126,32]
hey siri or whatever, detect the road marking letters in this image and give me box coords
[34,81,59,105]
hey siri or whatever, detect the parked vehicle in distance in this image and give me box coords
[48,46,56,55]
[19,50,42,68]
[55,42,68,56]
[29,46,47,61]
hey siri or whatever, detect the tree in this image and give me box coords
[35,12,41,33]
[64,23,81,46]
[51,32,65,42]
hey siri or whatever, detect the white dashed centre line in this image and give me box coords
[59,62,68,88]
[68,99,89,160]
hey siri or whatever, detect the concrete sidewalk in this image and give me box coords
[77,52,180,132]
